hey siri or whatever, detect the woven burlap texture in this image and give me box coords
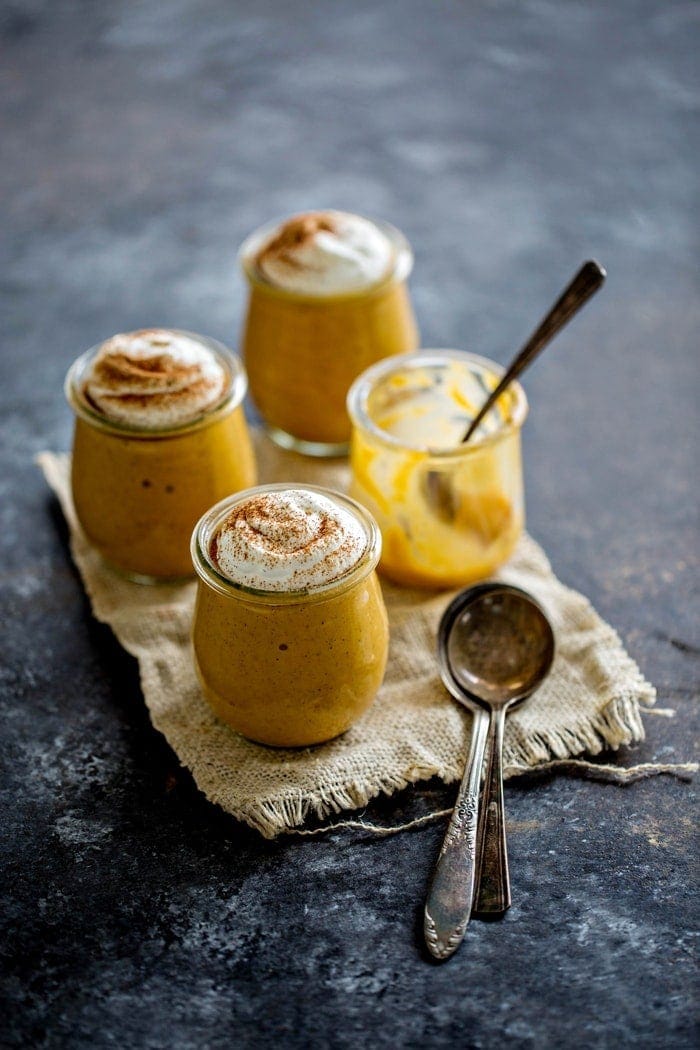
[39,436,655,838]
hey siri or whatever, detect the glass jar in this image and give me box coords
[191,484,389,747]
[239,218,419,457]
[65,332,257,582]
[347,350,528,589]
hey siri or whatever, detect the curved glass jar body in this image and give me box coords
[191,484,389,747]
[65,332,257,582]
[347,350,528,589]
[239,218,419,457]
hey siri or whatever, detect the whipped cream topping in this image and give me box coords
[83,329,228,428]
[253,211,395,295]
[210,489,368,592]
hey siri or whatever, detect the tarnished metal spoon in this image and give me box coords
[424,260,606,522]
[424,583,555,960]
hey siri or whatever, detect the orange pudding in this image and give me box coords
[66,329,257,581]
[191,485,389,746]
[240,211,418,455]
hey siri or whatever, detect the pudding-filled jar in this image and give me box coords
[191,484,389,747]
[240,210,419,456]
[65,329,257,582]
[347,350,528,589]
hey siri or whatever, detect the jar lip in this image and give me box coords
[64,329,248,437]
[346,348,529,457]
[191,483,382,604]
[238,213,414,301]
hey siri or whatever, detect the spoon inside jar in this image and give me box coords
[425,583,555,960]
[424,260,606,522]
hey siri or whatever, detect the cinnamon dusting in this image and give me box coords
[82,329,228,427]
[210,490,368,590]
[255,212,339,272]
[90,351,205,390]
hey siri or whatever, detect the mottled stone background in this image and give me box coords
[1,2,698,1048]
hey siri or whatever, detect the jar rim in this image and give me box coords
[346,348,529,457]
[191,483,382,604]
[64,329,248,437]
[238,213,414,301]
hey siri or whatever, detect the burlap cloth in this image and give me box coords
[39,435,659,838]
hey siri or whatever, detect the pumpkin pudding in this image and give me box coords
[191,484,388,746]
[66,329,256,581]
[240,211,418,456]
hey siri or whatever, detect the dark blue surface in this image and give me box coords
[1,2,698,1047]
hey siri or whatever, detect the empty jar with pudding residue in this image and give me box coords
[347,350,528,589]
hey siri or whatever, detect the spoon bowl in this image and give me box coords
[442,583,555,709]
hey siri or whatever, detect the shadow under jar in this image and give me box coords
[347,350,528,589]
[66,330,257,582]
[191,484,389,747]
[239,212,419,457]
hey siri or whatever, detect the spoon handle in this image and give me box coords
[473,706,511,914]
[462,259,606,443]
[424,708,489,960]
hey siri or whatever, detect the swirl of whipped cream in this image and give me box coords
[254,211,395,296]
[211,489,368,592]
[83,329,228,428]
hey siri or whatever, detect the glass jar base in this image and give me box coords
[265,424,349,459]
[101,555,195,586]
[230,723,351,749]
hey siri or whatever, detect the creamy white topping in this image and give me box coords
[211,489,367,591]
[83,329,228,428]
[254,211,395,295]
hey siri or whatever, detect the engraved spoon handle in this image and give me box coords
[474,705,510,914]
[462,259,606,443]
[424,708,490,960]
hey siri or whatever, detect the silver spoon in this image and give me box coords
[424,583,555,960]
[424,260,606,521]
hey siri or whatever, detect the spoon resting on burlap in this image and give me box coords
[425,583,555,960]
